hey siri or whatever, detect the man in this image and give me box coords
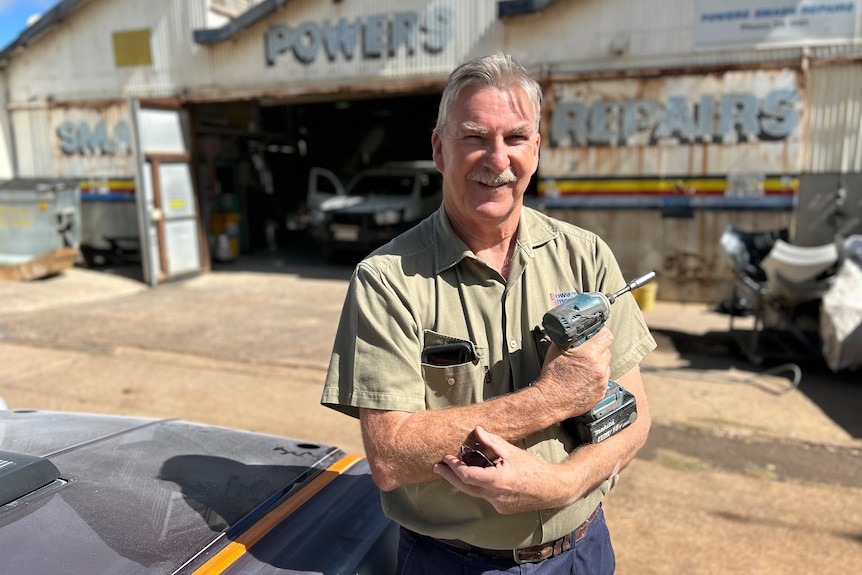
[322,53,655,574]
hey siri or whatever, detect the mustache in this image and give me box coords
[466,168,517,187]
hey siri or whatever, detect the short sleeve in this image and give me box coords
[321,262,427,417]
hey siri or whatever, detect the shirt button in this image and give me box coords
[509,339,517,349]
[447,377,455,386]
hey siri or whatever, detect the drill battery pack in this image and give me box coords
[564,382,638,444]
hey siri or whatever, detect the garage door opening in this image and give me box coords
[193,93,442,261]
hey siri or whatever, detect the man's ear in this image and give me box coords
[531,133,541,176]
[431,131,444,173]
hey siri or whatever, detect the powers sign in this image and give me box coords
[265,7,452,65]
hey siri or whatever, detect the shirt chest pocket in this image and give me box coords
[421,330,487,409]
[422,362,488,408]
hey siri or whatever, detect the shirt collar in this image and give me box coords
[432,205,558,274]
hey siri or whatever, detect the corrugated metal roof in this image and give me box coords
[0,0,96,65]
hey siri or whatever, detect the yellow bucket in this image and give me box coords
[633,282,658,311]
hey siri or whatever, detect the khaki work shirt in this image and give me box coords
[322,206,656,549]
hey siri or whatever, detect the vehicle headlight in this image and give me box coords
[310,210,326,225]
[374,209,402,226]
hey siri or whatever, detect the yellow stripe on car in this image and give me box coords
[191,454,365,575]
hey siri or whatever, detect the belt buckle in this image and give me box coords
[511,507,597,565]
[513,546,551,565]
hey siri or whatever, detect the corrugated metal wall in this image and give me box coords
[3,0,502,178]
[498,0,862,303]
[11,105,51,177]
[546,207,793,303]
[4,0,195,102]
[506,0,696,68]
[540,69,803,179]
[803,63,862,173]
[11,101,133,179]
[197,0,500,98]
[0,73,12,180]
[3,0,501,104]
[507,0,862,76]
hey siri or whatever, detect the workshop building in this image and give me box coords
[1,0,860,299]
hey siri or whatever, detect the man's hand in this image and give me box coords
[434,426,574,514]
[533,327,613,422]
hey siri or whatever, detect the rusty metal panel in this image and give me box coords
[539,69,802,217]
[11,107,52,178]
[539,68,803,304]
[803,63,862,174]
[542,69,803,180]
[50,102,135,178]
[545,207,793,303]
[10,101,135,182]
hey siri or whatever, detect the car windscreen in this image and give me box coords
[349,175,415,197]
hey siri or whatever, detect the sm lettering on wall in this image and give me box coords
[57,119,133,155]
[265,7,453,65]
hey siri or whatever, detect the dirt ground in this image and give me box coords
[1,259,860,574]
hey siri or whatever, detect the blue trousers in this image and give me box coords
[394,507,615,574]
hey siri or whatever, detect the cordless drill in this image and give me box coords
[541,272,656,444]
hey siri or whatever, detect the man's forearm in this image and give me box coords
[361,384,561,491]
[429,365,650,515]
[362,337,625,492]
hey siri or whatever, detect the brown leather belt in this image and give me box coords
[440,505,601,565]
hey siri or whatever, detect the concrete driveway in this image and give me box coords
[1,258,860,574]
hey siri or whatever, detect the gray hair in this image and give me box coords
[434,53,542,134]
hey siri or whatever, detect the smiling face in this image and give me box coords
[432,84,541,238]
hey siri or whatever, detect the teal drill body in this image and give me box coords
[540,272,655,443]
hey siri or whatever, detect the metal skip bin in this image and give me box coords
[0,179,81,281]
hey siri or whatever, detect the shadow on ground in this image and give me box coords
[640,423,862,488]
[650,325,862,440]
[210,235,360,282]
[211,250,356,282]
[77,236,359,285]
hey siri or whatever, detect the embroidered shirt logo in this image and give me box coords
[550,291,578,307]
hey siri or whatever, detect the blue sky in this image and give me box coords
[0,0,57,49]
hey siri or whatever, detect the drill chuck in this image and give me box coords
[608,271,657,303]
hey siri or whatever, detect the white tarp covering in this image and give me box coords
[820,239,862,372]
